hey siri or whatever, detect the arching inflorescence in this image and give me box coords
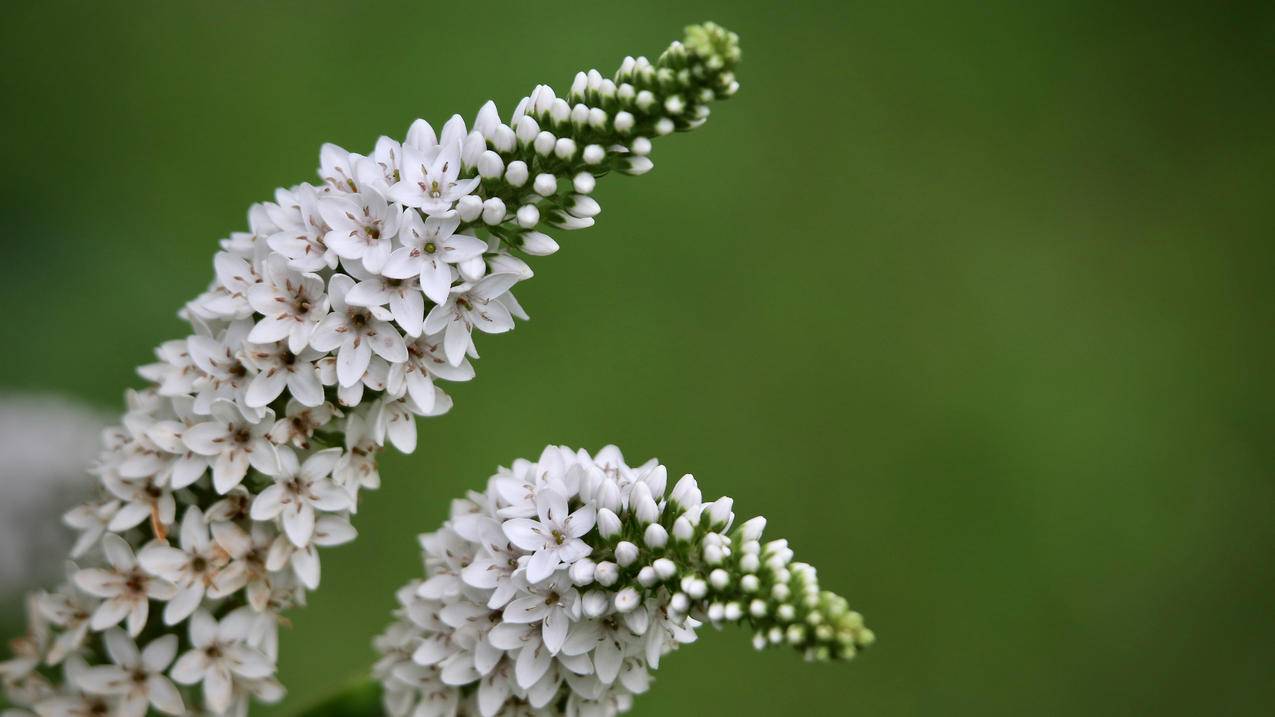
[375,445,873,717]
[0,23,741,717]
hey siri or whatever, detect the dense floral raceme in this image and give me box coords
[0,23,741,717]
[374,445,874,717]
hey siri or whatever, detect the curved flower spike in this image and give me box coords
[2,22,741,716]
[373,444,873,717]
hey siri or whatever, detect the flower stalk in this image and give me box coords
[0,22,740,716]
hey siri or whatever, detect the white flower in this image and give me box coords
[501,573,581,655]
[73,535,177,637]
[388,138,479,215]
[387,333,474,415]
[187,321,257,417]
[383,213,486,304]
[423,273,521,366]
[63,499,120,559]
[267,400,341,449]
[501,489,595,584]
[343,262,428,339]
[245,254,329,353]
[137,507,240,625]
[311,274,408,388]
[242,341,325,409]
[250,447,348,547]
[265,183,336,273]
[263,514,356,590]
[170,610,275,715]
[182,401,280,494]
[76,630,184,717]
[318,190,403,274]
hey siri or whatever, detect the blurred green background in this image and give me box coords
[3,1,1274,714]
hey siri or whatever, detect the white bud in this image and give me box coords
[594,561,619,587]
[664,95,685,115]
[599,79,616,98]
[474,101,500,138]
[709,569,729,591]
[624,156,654,175]
[461,131,486,169]
[569,72,588,99]
[515,204,539,229]
[753,633,767,650]
[778,604,796,622]
[703,543,723,566]
[652,557,676,580]
[481,197,506,225]
[686,577,707,600]
[749,599,767,618]
[772,583,791,602]
[617,82,635,100]
[614,587,640,613]
[631,483,659,524]
[597,508,622,539]
[572,172,596,194]
[582,590,609,618]
[739,516,767,542]
[637,566,657,587]
[670,474,701,509]
[707,497,733,529]
[504,160,529,187]
[643,523,668,549]
[533,173,557,197]
[554,138,577,160]
[588,107,607,129]
[786,624,805,644]
[493,124,516,153]
[570,103,589,126]
[739,553,759,574]
[587,69,602,91]
[549,98,570,124]
[596,479,622,513]
[636,90,655,110]
[740,574,760,593]
[533,131,556,156]
[614,111,635,134]
[724,602,743,621]
[672,515,694,542]
[456,194,484,223]
[742,540,762,555]
[458,255,486,282]
[615,541,638,567]
[477,150,504,178]
[515,115,539,144]
[582,144,605,165]
[519,231,559,256]
[568,558,596,586]
[631,137,652,156]
[670,592,690,614]
[655,117,675,136]
[622,604,650,635]
[707,603,725,623]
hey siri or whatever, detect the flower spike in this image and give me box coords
[373,444,873,717]
[1,22,741,715]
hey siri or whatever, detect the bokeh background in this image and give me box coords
[3,1,1273,714]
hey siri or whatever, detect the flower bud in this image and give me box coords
[652,558,676,581]
[614,587,640,613]
[582,144,606,165]
[492,124,516,153]
[707,497,733,529]
[724,602,743,621]
[456,194,484,222]
[515,115,539,144]
[631,137,652,156]
[504,160,529,187]
[740,575,760,593]
[703,543,723,565]
[739,516,767,542]
[637,566,657,587]
[519,232,559,257]
[533,174,557,197]
[568,558,596,586]
[570,103,589,127]
[515,205,539,229]
[670,592,690,614]
[588,108,608,129]
[462,131,487,169]
[706,603,724,622]
[554,138,577,160]
[624,156,654,175]
[709,569,729,591]
[481,197,506,225]
[596,479,622,514]
[636,90,655,110]
[549,98,570,124]
[631,483,659,525]
[664,95,685,115]
[641,464,667,497]
[749,599,767,618]
[572,172,596,194]
[643,523,668,549]
[582,590,609,618]
[533,131,556,156]
[614,111,635,134]
[669,474,701,509]
[597,508,622,539]
[615,541,638,567]
[477,150,504,178]
[672,515,694,542]
[594,561,619,587]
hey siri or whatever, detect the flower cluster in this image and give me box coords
[1,22,741,716]
[374,445,873,717]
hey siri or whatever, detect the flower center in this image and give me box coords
[551,529,566,545]
[424,242,437,254]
